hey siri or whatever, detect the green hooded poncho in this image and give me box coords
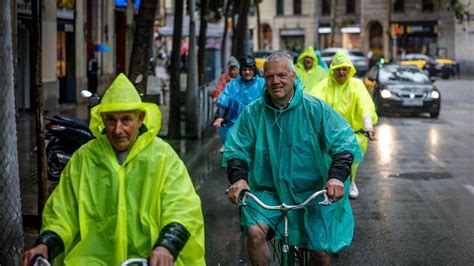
[223,79,363,253]
[41,74,205,265]
[307,50,378,181]
[295,46,328,92]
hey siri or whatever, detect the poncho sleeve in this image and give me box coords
[41,151,81,253]
[159,147,205,264]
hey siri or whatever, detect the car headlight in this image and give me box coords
[431,91,440,99]
[380,89,392,98]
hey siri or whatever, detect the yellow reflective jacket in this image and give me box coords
[307,50,378,133]
[41,74,205,265]
[295,46,328,92]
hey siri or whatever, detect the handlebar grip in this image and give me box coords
[238,189,250,204]
[31,255,50,266]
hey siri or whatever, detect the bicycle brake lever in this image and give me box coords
[318,192,332,206]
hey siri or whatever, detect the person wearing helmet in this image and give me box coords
[212,56,240,103]
[307,50,378,199]
[213,55,265,151]
[22,74,205,266]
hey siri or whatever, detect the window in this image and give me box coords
[294,0,302,15]
[277,0,284,15]
[346,0,355,14]
[393,0,404,13]
[322,0,331,15]
[422,0,434,11]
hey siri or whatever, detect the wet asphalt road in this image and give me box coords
[197,78,474,265]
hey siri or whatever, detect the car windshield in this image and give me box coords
[349,51,365,57]
[379,66,430,83]
[320,51,336,57]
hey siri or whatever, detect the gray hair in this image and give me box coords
[263,53,295,74]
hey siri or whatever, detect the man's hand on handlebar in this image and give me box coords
[213,118,224,128]
[228,179,250,204]
[325,178,345,202]
[366,129,376,141]
[22,244,48,266]
[149,246,174,266]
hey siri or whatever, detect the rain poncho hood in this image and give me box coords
[307,50,378,134]
[216,75,265,123]
[295,46,328,92]
[223,79,363,253]
[90,73,161,138]
[41,73,205,265]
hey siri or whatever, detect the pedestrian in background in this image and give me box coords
[295,46,328,92]
[87,55,98,95]
[308,50,378,199]
[213,55,265,152]
[212,56,240,103]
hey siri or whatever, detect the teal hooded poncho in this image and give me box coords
[223,78,363,253]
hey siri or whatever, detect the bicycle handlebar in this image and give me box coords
[31,255,50,266]
[239,189,331,211]
[120,258,148,265]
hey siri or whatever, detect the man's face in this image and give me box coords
[102,110,145,151]
[241,67,255,81]
[333,67,350,84]
[264,61,296,103]
[303,56,314,70]
[229,66,239,78]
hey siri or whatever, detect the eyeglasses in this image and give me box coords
[265,72,291,81]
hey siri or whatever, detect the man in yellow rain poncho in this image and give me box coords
[295,46,328,92]
[22,74,205,265]
[307,50,378,199]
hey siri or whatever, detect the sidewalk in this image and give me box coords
[18,100,220,249]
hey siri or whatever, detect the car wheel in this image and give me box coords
[374,95,384,117]
[430,110,440,119]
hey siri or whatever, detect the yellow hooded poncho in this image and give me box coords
[295,46,328,92]
[307,51,377,181]
[41,74,206,265]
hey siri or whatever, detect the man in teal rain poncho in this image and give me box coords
[295,46,328,92]
[307,50,378,199]
[225,53,363,265]
[22,74,205,266]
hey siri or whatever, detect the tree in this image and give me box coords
[434,0,470,23]
[0,0,24,264]
[128,0,158,94]
[329,0,338,47]
[168,0,185,139]
[198,0,209,85]
[254,0,263,50]
[232,0,251,59]
[220,0,233,70]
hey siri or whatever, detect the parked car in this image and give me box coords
[363,63,441,118]
[399,53,455,79]
[320,48,369,76]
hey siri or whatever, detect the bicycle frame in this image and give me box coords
[239,189,331,266]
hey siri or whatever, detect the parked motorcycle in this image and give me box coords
[45,90,99,181]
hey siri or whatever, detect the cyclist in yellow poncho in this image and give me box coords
[307,50,378,199]
[295,46,328,92]
[22,74,205,266]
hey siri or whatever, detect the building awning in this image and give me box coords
[280,28,305,37]
[158,16,224,37]
[318,26,361,34]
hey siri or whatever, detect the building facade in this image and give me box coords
[248,0,474,74]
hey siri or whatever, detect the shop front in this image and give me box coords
[392,21,438,57]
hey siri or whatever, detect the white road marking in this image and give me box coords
[464,185,474,195]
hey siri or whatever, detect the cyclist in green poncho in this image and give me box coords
[225,54,363,265]
[22,74,205,266]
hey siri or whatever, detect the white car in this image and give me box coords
[320,48,369,76]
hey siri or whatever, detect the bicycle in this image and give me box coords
[238,189,331,266]
[30,255,148,266]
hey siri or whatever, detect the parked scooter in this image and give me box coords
[45,90,99,181]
